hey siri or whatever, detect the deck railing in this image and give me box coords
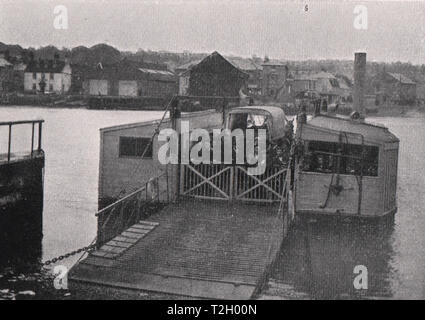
[0,120,44,163]
[95,170,170,247]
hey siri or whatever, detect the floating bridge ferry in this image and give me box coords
[69,53,399,299]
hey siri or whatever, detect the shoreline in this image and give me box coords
[1,102,424,118]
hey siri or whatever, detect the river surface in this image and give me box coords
[0,106,424,299]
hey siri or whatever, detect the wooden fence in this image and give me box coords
[180,163,287,203]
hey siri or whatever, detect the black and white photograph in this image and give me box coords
[0,0,424,305]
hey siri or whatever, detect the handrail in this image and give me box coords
[96,170,170,246]
[96,171,167,217]
[0,119,44,126]
[1,119,44,163]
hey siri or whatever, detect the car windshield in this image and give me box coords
[228,113,268,130]
[247,114,267,127]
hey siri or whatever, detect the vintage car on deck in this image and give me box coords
[225,106,293,167]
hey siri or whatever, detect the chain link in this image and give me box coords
[42,243,97,267]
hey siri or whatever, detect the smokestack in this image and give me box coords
[353,52,366,116]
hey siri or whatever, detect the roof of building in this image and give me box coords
[305,114,399,144]
[25,60,67,73]
[228,58,263,71]
[0,57,12,67]
[311,71,336,79]
[87,60,176,82]
[176,55,263,75]
[386,72,416,85]
[293,74,314,81]
[13,62,27,71]
[261,60,286,66]
[187,51,249,78]
[175,60,202,73]
[138,68,175,76]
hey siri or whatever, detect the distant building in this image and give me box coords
[416,84,425,104]
[334,74,353,101]
[228,58,262,96]
[373,72,416,105]
[24,56,72,94]
[175,60,201,95]
[307,71,342,104]
[177,51,248,98]
[276,70,352,105]
[84,59,177,97]
[0,57,13,92]
[292,72,316,93]
[261,61,288,98]
[70,64,95,95]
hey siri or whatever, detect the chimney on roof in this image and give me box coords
[353,52,366,117]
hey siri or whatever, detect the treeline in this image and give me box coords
[1,42,424,86]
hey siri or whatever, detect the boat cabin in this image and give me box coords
[294,114,399,218]
[98,109,223,207]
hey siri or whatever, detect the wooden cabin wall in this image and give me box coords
[382,146,398,214]
[300,125,377,146]
[99,120,174,208]
[295,172,383,216]
[179,110,224,132]
[98,110,223,208]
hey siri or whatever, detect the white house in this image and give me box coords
[24,58,72,94]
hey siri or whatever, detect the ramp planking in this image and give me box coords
[69,199,283,299]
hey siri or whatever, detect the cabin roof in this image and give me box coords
[99,109,219,133]
[230,105,286,117]
[305,115,399,144]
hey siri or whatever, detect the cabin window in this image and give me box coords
[33,72,37,79]
[119,137,153,158]
[303,140,379,177]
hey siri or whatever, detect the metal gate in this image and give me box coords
[180,164,286,202]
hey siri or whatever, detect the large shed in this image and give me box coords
[186,51,248,97]
[85,60,177,97]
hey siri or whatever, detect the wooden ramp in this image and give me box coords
[69,199,283,299]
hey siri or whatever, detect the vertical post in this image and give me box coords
[156,176,160,202]
[229,166,234,200]
[38,121,43,151]
[165,166,170,203]
[353,52,366,116]
[31,122,35,156]
[7,124,12,162]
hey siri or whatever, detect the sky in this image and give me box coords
[1,0,425,64]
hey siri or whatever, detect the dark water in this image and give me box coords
[0,107,424,299]
[266,116,425,300]
[0,106,163,299]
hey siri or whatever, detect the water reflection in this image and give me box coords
[272,215,396,299]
